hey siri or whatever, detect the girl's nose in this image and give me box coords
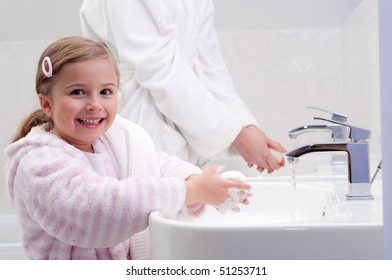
[86,95,102,111]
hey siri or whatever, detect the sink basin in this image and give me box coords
[183,182,333,225]
[149,176,383,259]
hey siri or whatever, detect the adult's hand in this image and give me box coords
[233,125,286,173]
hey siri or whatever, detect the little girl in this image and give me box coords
[4,36,250,260]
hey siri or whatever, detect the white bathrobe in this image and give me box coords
[80,0,258,165]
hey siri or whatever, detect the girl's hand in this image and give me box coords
[184,165,251,206]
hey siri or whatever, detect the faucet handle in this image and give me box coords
[307,106,348,122]
[313,117,371,142]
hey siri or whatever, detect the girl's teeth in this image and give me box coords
[79,118,101,125]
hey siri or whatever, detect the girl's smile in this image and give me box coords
[77,117,106,126]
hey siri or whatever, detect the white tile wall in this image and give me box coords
[217,28,343,152]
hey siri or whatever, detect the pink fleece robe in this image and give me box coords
[5,115,203,259]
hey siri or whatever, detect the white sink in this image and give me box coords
[149,176,383,259]
[183,182,334,225]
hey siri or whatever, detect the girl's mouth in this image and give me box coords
[77,118,105,125]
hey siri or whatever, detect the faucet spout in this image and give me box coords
[286,143,347,156]
[286,142,372,200]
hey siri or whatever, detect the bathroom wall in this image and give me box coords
[0,0,82,41]
[216,28,343,152]
[0,1,382,220]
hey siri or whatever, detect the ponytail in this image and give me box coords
[12,109,51,143]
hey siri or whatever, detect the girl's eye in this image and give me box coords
[100,89,112,95]
[70,89,84,96]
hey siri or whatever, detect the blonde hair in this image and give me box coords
[12,36,120,142]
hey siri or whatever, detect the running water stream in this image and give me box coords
[288,157,298,221]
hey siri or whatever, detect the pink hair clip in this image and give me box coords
[42,56,53,78]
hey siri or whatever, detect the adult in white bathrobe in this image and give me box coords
[80,0,285,171]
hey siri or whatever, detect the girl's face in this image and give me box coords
[39,58,118,152]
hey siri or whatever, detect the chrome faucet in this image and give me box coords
[286,120,372,200]
[289,124,349,166]
[289,108,354,166]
